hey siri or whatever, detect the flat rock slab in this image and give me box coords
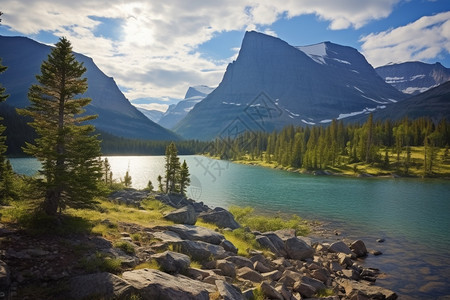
[167,224,225,245]
[123,268,216,300]
[152,230,184,242]
[337,278,398,300]
[67,272,137,299]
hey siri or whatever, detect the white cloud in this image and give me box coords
[1,0,402,100]
[360,11,450,67]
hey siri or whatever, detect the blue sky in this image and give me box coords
[1,0,449,112]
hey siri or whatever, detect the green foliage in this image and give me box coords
[80,252,122,273]
[163,142,191,194]
[250,287,265,300]
[205,116,450,177]
[122,170,132,188]
[315,288,335,297]
[114,240,136,255]
[17,37,102,215]
[229,206,309,236]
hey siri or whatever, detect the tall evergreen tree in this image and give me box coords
[179,160,190,196]
[164,142,180,193]
[17,37,102,215]
[0,56,14,203]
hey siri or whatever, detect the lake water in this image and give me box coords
[10,155,450,299]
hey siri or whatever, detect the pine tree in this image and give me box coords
[164,142,180,194]
[157,175,163,192]
[0,56,14,204]
[122,170,132,188]
[17,37,102,215]
[179,160,190,196]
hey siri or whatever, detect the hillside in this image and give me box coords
[0,35,178,141]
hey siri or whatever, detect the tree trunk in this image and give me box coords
[44,189,59,215]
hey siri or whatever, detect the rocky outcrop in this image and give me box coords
[67,272,137,299]
[2,191,399,300]
[122,268,216,300]
[199,207,240,229]
[163,205,197,225]
[152,251,191,274]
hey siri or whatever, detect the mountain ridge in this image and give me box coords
[174,31,406,140]
[0,35,179,141]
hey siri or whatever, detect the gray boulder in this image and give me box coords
[152,251,191,274]
[163,205,197,225]
[167,224,224,245]
[220,239,238,254]
[255,235,281,256]
[216,260,236,278]
[122,268,216,300]
[337,278,398,299]
[224,256,254,269]
[199,207,240,229]
[175,240,227,261]
[262,232,287,256]
[67,272,137,300]
[260,281,283,300]
[236,267,263,283]
[284,237,314,260]
[215,280,245,300]
[328,241,353,255]
[350,240,368,257]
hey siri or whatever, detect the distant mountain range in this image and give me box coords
[376,62,450,95]
[136,107,164,123]
[369,81,450,121]
[158,85,214,129]
[174,31,406,140]
[0,35,178,141]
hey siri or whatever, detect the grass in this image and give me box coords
[229,206,310,236]
[114,240,136,255]
[80,252,122,274]
[134,260,160,270]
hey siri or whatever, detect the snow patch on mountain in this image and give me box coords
[297,43,327,65]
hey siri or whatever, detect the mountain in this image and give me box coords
[136,107,164,123]
[158,85,214,129]
[376,61,450,95]
[0,35,178,140]
[174,31,406,140]
[367,81,450,121]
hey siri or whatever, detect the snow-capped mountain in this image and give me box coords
[136,107,164,123]
[365,81,450,121]
[158,85,214,129]
[376,62,450,95]
[0,35,178,140]
[174,31,405,140]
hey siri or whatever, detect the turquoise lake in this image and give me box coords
[10,155,450,299]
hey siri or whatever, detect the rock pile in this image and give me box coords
[0,193,398,299]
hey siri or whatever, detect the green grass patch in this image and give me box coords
[229,206,309,236]
[114,240,136,255]
[80,252,122,274]
[134,260,160,270]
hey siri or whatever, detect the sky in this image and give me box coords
[0,0,449,112]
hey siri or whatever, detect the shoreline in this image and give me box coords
[225,157,450,180]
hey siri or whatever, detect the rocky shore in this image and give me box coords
[0,189,397,299]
